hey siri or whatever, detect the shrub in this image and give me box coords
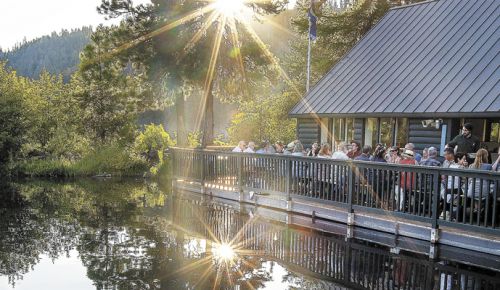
[14,145,148,177]
[70,145,148,176]
[134,124,174,175]
[187,131,202,148]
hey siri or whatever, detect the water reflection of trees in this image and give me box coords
[0,182,81,287]
[0,179,165,288]
[1,180,499,290]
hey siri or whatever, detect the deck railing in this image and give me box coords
[172,196,500,290]
[171,148,500,236]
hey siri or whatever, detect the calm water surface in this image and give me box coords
[0,179,498,290]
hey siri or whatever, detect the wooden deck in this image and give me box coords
[171,148,500,256]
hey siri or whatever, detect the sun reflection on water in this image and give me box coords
[212,242,236,261]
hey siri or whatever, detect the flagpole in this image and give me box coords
[306,23,312,92]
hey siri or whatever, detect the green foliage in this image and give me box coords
[134,124,174,175]
[22,70,88,158]
[71,145,148,176]
[96,0,290,145]
[15,145,148,177]
[228,91,298,144]
[187,131,202,148]
[0,62,25,170]
[73,25,153,144]
[0,27,92,81]
[213,134,230,146]
[13,159,70,177]
[228,0,423,145]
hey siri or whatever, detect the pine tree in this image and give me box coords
[73,26,152,144]
[0,27,92,81]
[97,0,289,146]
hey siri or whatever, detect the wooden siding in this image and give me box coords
[408,119,442,152]
[297,118,320,147]
[354,119,364,142]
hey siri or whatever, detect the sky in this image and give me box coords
[0,0,150,50]
[0,0,299,51]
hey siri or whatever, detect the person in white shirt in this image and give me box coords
[244,141,256,153]
[331,142,349,160]
[232,141,246,153]
[256,141,275,154]
[292,141,304,156]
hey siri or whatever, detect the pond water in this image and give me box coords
[0,179,499,290]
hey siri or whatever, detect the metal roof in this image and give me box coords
[290,0,500,118]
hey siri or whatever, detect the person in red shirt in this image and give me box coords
[395,149,418,211]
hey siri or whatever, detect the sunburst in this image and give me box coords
[102,0,303,137]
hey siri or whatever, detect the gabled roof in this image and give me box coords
[290,0,500,118]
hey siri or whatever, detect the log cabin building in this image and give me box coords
[290,0,499,158]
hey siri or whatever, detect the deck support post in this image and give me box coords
[347,212,355,226]
[286,199,292,212]
[346,226,354,239]
[429,243,438,259]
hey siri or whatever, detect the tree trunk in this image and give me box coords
[176,93,187,147]
[202,82,214,148]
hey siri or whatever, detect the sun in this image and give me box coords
[214,0,246,17]
[212,242,236,261]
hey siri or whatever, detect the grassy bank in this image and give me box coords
[12,146,153,178]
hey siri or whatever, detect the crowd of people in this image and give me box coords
[232,140,499,172]
[232,124,500,173]
[232,123,499,219]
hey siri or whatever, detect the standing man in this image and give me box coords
[447,123,480,156]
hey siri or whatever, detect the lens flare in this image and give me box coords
[214,0,245,17]
[213,243,236,261]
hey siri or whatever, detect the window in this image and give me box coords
[379,118,393,147]
[332,118,356,150]
[333,118,344,142]
[396,118,408,147]
[320,118,329,144]
[365,118,379,148]
[490,122,499,143]
[346,118,354,142]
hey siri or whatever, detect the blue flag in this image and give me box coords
[308,7,317,40]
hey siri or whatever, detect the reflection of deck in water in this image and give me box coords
[171,194,500,290]
[171,148,500,256]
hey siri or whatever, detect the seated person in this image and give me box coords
[232,141,246,152]
[354,145,372,161]
[467,149,492,200]
[420,147,441,167]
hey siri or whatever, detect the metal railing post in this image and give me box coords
[286,158,292,201]
[431,170,440,243]
[347,161,355,226]
[237,154,243,195]
[348,162,354,213]
[171,149,176,189]
[200,151,205,191]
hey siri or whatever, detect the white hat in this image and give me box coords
[402,149,415,158]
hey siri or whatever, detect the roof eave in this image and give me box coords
[288,112,500,119]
